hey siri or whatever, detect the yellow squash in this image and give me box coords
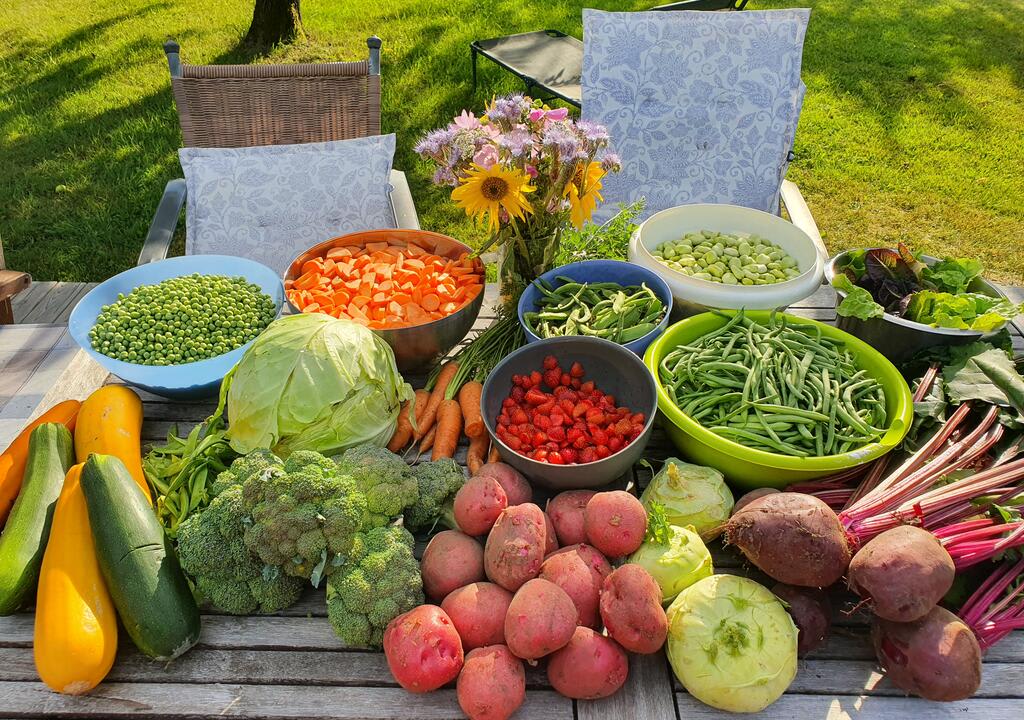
[74,386,150,503]
[34,464,117,694]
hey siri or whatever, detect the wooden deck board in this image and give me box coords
[3,281,1024,719]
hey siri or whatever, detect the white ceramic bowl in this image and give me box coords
[628,204,824,315]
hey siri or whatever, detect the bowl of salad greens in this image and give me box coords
[825,244,1021,363]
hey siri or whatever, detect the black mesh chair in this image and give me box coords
[469,0,749,107]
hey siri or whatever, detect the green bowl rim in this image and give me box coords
[643,310,913,471]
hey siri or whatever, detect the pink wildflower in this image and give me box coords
[473,144,500,169]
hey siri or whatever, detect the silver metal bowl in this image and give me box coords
[481,336,658,490]
[284,229,484,372]
[825,250,1007,365]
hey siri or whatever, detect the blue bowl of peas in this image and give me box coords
[68,255,285,400]
[517,260,674,357]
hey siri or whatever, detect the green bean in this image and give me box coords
[525,278,666,345]
[657,310,888,458]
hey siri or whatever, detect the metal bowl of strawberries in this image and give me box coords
[481,336,658,490]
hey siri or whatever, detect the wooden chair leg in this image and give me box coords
[0,298,13,325]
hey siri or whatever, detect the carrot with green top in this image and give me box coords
[416,361,459,441]
[458,381,485,439]
[431,399,463,461]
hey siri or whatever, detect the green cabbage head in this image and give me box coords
[628,505,713,603]
[666,575,797,713]
[640,459,734,540]
[224,314,412,457]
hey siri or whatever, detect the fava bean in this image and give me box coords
[652,230,801,285]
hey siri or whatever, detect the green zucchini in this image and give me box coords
[0,423,74,615]
[81,453,200,660]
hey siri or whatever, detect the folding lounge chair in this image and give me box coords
[138,37,419,266]
[581,9,827,260]
[0,238,31,324]
[469,0,749,107]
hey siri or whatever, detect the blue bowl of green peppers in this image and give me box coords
[518,260,673,357]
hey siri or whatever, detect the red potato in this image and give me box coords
[848,525,954,623]
[547,543,613,583]
[484,503,548,592]
[421,530,485,602]
[584,491,647,558]
[539,549,603,629]
[543,512,559,554]
[441,582,513,650]
[504,578,578,660]
[724,492,851,588]
[547,627,629,700]
[599,564,668,654]
[476,462,532,505]
[547,490,596,546]
[457,645,526,720]
[732,488,780,516]
[872,606,982,701]
[383,605,464,693]
[772,583,832,656]
[454,475,508,537]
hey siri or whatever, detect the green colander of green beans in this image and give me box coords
[643,310,913,490]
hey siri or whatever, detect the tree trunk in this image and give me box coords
[245,0,305,47]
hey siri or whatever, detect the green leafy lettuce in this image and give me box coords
[223,314,412,457]
[905,291,1021,332]
[832,273,885,321]
[921,257,983,294]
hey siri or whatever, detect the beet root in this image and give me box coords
[724,492,850,588]
[732,488,780,516]
[848,525,954,623]
[872,606,981,702]
[771,583,831,656]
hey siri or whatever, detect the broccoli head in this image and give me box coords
[176,485,304,614]
[211,449,282,498]
[242,449,368,584]
[404,457,466,532]
[326,524,424,648]
[334,445,419,527]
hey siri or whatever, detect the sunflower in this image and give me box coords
[565,161,605,229]
[451,164,535,232]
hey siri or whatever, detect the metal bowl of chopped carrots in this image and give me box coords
[284,229,486,371]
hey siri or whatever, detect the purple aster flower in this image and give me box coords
[600,152,622,173]
[542,122,581,161]
[576,119,610,146]
[432,166,457,186]
[487,94,531,125]
[499,127,533,158]
[414,127,456,158]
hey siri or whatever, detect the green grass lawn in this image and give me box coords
[2,0,1022,282]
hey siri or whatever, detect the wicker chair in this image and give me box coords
[138,37,418,265]
[0,236,31,324]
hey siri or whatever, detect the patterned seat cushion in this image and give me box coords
[179,135,396,274]
[582,9,810,220]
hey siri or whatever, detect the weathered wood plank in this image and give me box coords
[18,282,87,324]
[9,282,56,321]
[0,681,573,719]
[0,647,549,689]
[673,692,1020,718]
[577,651,678,720]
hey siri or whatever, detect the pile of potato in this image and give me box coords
[382,463,669,720]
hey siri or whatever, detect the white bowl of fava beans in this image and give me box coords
[628,204,824,316]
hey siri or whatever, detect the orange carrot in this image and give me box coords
[467,432,488,475]
[416,361,459,441]
[387,401,414,453]
[0,400,81,526]
[458,381,485,439]
[431,399,463,461]
[418,426,436,455]
[487,441,501,465]
[408,389,432,437]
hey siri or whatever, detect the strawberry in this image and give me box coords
[543,354,558,370]
[569,361,584,378]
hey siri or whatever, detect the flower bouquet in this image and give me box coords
[416,95,619,306]
[415,96,619,392]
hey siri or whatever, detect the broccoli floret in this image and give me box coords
[242,450,368,585]
[404,457,466,532]
[326,525,424,648]
[211,449,282,498]
[334,445,419,528]
[176,485,304,614]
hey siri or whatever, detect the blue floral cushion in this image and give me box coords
[179,135,396,274]
[582,9,810,220]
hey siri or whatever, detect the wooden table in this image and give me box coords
[2,283,1023,720]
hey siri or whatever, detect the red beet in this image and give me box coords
[772,583,831,656]
[724,492,850,588]
[872,606,981,701]
[848,525,954,623]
